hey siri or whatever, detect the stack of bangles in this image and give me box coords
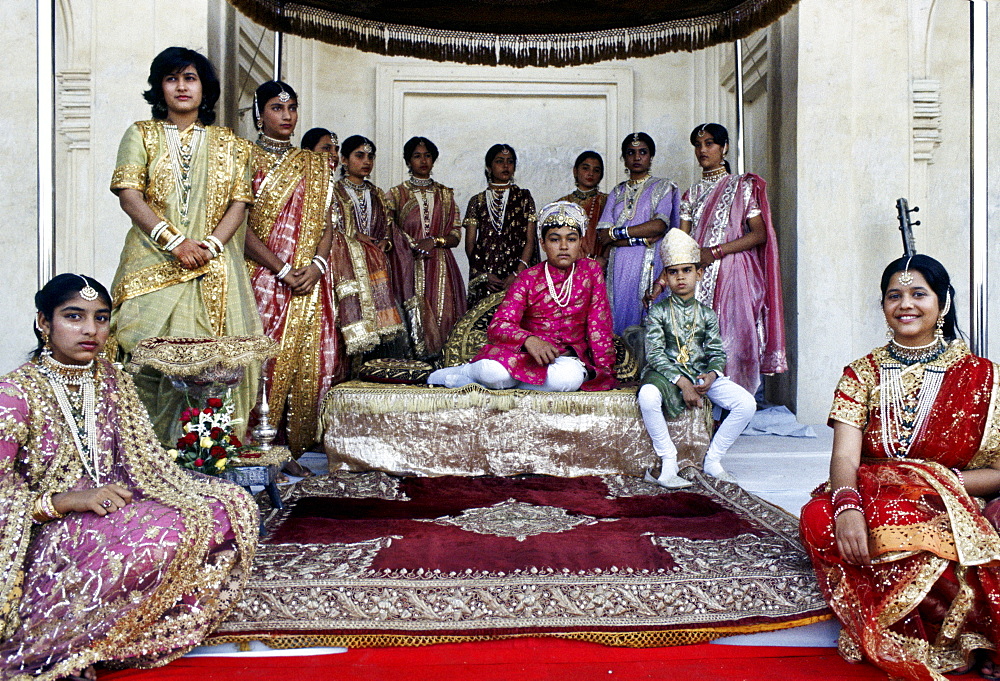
[276,263,292,280]
[32,491,65,524]
[831,486,863,520]
[150,220,185,252]
[434,236,448,248]
[710,244,725,260]
[952,467,966,487]
[311,254,328,276]
[202,235,224,259]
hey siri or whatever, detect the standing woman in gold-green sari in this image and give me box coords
[108,47,261,444]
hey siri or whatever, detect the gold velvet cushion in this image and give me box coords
[357,358,435,384]
[440,289,639,382]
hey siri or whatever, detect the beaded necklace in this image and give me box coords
[164,123,204,227]
[487,186,510,233]
[255,133,292,154]
[342,178,372,235]
[544,262,575,308]
[39,355,102,484]
[878,348,946,459]
[886,338,946,365]
[620,175,650,223]
[572,187,599,201]
[408,180,434,237]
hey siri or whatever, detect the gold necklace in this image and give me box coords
[669,299,699,367]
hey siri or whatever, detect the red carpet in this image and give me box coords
[213,472,827,646]
[98,638,983,680]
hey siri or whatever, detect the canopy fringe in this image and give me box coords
[227,0,799,67]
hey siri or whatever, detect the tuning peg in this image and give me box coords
[912,220,921,226]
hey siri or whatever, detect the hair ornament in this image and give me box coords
[361,143,373,154]
[277,85,291,103]
[631,133,642,147]
[331,133,339,147]
[899,257,914,286]
[78,275,99,302]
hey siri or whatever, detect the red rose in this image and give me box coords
[207,398,223,409]
[210,427,224,439]
[203,407,213,415]
[229,435,242,448]
[210,445,226,458]
[182,432,198,446]
[194,458,204,467]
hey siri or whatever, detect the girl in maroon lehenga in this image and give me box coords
[387,136,466,358]
[800,255,1000,681]
[463,144,537,308]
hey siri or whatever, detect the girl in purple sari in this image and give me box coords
[0,275,258,680]
[597,132,679,335]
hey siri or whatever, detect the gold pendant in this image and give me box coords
[677,346,690,366]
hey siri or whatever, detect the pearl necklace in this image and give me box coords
[164,123,204,227]
[701,167,728,182]
[879,361,944,459]
[544,262,575,307]
[342,178,372,235]
[39,356,102,484]
[256,133,292,154]
[487,186,510,233]
[621,175,650,222]
[408,176,433,187]
[887,338,946,365]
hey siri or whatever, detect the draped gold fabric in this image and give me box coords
[321,381,710,477]
[228,0,800,66]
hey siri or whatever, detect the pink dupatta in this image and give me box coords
[689,173,786,393]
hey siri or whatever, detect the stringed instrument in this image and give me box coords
[895,198,919,257]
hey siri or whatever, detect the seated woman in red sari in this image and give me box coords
[429,201,615,392]
[800,254,1000,681]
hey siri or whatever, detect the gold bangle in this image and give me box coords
[154,221,183,250]
[32,491,65,524]
[434,237,447,248]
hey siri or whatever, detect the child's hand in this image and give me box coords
[524,336,559,366]
[694,372,716,395]
[643,273,668,309]
[676,377,703,408]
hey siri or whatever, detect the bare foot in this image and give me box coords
[64,665,97,681]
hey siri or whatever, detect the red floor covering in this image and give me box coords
[97,638,983,680]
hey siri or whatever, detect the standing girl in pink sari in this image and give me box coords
[243,80,342,470]
[649,123,785,395]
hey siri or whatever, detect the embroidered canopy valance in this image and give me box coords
[228,0,799,66]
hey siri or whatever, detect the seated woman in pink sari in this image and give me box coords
[800,255,1000,681]
[0,274,258,680]
[429,201,615,392]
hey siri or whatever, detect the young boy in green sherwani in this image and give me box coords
[639,229,756,488]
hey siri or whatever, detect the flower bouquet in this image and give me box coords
[169,395,244,475]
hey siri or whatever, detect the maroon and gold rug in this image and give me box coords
[209,471,829,648]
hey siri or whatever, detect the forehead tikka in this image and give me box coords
[899,257,914,286]
[361,143,373,154]
[77,275,99,301]
[631,133,642,147]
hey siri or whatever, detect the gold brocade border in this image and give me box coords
[111,260,210,307]
[204,613,833,651]
[321,380,643,418]
[970,360,1000,469]
[109,164,147,193]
